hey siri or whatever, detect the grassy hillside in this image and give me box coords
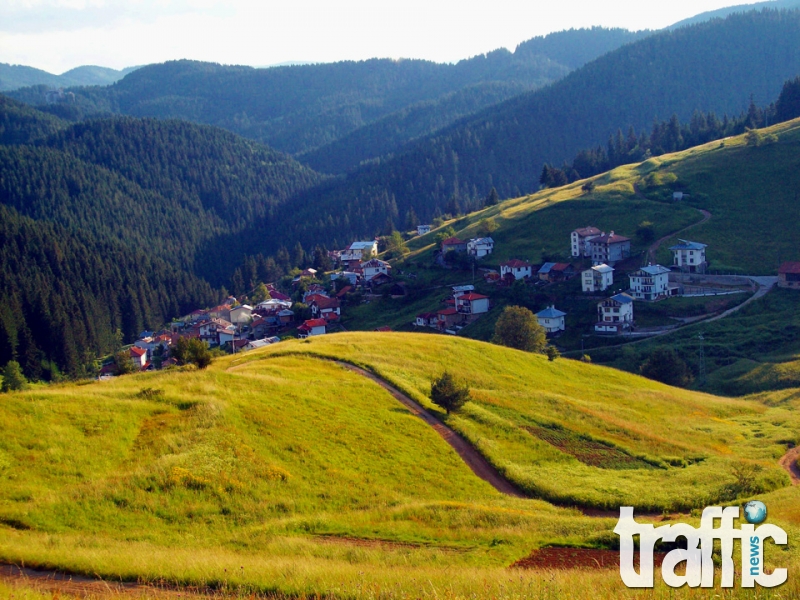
[1,333,799,597]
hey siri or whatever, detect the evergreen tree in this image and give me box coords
[485,186,499,206]
[1,360,28,392]
[430,371,471,415]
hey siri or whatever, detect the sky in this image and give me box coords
[0,0,769,74]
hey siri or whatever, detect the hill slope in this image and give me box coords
[0,63,137,92]
[253,9,800,252]
[0,334,798,597]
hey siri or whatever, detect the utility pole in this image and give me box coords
[698,333,706,386]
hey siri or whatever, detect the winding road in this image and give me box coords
[647,208,712,264]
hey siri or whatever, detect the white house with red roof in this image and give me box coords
[456,292,490,315]
[589,231,631,266]
[500,259,533,281]
[129,346,147,369]
[309,295,341,319]
[571,226,602,257]
[415,312,438,327]
[362,258,391,280]
[298,318,327,337]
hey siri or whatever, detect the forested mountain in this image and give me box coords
[0,95,69,144]
[0,63,137,92]
[0,102,326,377]
[243,9,800,256]
[668,0,800,29]
[7,27,646,167]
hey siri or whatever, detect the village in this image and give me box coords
[110,222,800,375]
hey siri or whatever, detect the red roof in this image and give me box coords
[303,318,327,328]
[550,263,573,272]
[374,326,392,332]
[441,237,464,245]
[458,292,489,301]
[444,298,456,305]
[574,226,601,237]
[592,233,630,245]
[336,285,353,297]
[313,296,341,310]
[501,259,531,268]
[270,291,291,301]
[417,312,437,319]
[324,313,339,321]
[438,308,459,316]
[130,346,146,357]
[778,262,800,274]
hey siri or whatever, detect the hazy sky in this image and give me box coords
[0,0,766,74]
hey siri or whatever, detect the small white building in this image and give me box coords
[362,258,391,280]
[669,240,708,274]
[571,226,602,257]
[467,237,495,258]
[348,240,378,258]
[595,293,634,334]
[417,225,431,235]
[455,292,490,315]
[536,305,566,333]
[581,264,614,292]
[298,318,327,337]
[451,285,475,299]
[629,265,672,301]
[500,259,533,281]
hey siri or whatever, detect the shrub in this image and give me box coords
[492,306,547,353]
[1,361,27,392]
[430,371,470,415]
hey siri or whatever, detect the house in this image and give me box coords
[266,286,291,302]
[538,262,575,282]
[278,309,295,324]
[229,305,253,325]
[130,346,147,369]
[436,307,462,330]
[368,272,392,286]
[245,339,272,350]
[298,318,327,337]
[536,305,566,333]
[778,262,800,289]
[441,237,467,254]
[389,282,407,297]
[451,285,475,298]
[303,286,329,303]
[300,268,318,279]
[500,259,533,281]
[362,258,391,280]
[669,240,708,273]
[257,298,293,311]
[417,225,431,235]
[589,232,631,266]
[335,285,353,298]
[595,293,634,333]
[455,292,490,315]
[374,326,392,332]
[330,271,359,286]
[309,296,341,319]
[484,271,501,283]
[415,312,438,327]
[207,304,232,321]
[629,265,673,301]
[467,237,494,258]
[348,240,378,258]
[571,226,602,257]
[582,264,614,292]
[218,327,238,346]
[198,318,233,345]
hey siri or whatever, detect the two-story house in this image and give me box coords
[571,226,602,257]
[582,264,614,292]
[500,259,533,281]
[467,237,494,258]
[536,305,566,333]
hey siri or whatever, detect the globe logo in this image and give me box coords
[744,500,767,524]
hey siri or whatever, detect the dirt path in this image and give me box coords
[647,208,711,263]
[779,446,800,485]
[336,362,527,498]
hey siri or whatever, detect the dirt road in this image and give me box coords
[779,446,800,485]
[647,208,711,263]
[336,362,527,498]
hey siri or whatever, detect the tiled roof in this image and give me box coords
[441,237,464,245]
[536,306,566,318]
[669,239,707,251]
[501,259,531,268]
[778,262,800,274]
[574,226,601,236]
[458,292,489,301]
[609,293,634,304]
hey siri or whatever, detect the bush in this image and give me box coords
[1,361,28,392]
[430,371,471,415]
[639,348,693,387]
[492,306,547,353]
[172,337,214,369]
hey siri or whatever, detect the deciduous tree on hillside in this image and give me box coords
[492,306,547,353]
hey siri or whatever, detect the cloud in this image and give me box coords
[0,0,232,34]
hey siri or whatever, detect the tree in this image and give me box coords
[113,350,137,375]
[383,231,409,258]
[435,226,457,245]
[1,360,28,392]
[485,186,499,206]
[430,371,470,415]
[492,306,547,353]
[546,345,560,361]
[250,283,271,304]
[171,337,213,369]
[776,76,800,123]
[635,220,655,244]
[639,348,693,387]
[476,218,498,237]
[581,180,595,194]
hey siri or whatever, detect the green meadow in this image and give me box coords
[1,333,799,598]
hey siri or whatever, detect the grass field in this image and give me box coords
[1,333,799,597]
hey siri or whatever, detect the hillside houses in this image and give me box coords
[669,240,708,273]
[538,262,575,282]
[595,293,634,334]
[571,226,602,257]
[500,259,533,282]
[590,232,631,266]
[582,264,614,292]
[536,306,566,333]
[456,292,490,316]
[467,237,494,258]
[629,265,676,301]
[778,262,800,289]
[441,237,467,254]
